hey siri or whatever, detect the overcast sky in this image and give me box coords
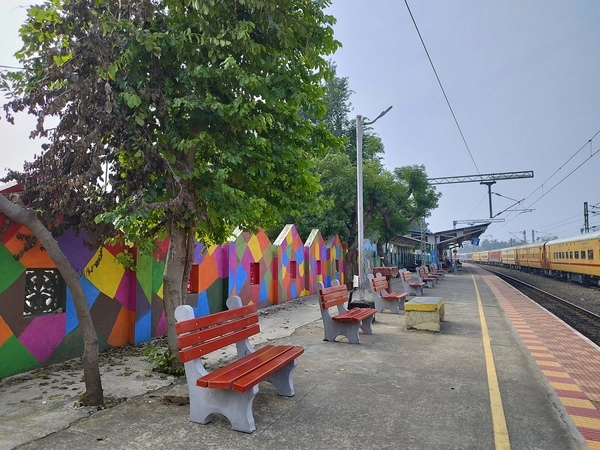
[2,1,600,244]
[327,1,600,242]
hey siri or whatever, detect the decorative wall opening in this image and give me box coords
[24,269,66,316]
[290,261,297,279]
[249,262,260,285]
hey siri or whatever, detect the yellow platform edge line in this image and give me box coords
[473,274,511,450]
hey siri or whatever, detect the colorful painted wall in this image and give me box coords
[0,213,349,378]
[272,224,307,303]
[227,228,276,309]
[0,225,168,378]
[304,229,327,294]
[187,242,229,317]
[325,235,345,287]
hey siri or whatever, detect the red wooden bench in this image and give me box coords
[401,270,425,296]
[315,280,377,344]
[424,265,443,283]
[368,272,408,313]
[417,266,438,288]
[174,296,304,433]
[430,263,447,278]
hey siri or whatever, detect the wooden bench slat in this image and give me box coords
[175,304,257,334]
[319,285,350,309]
[178,324,261,363]
[382,293,407,300]
[177,315,258,349]
[333,307,377,322]
[231,346,305,393]
[197,345,275,388]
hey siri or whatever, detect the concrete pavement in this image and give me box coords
[1,270,587,449]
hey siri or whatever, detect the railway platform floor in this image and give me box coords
[2,263,600,449]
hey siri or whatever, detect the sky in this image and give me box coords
[1,1,600,245]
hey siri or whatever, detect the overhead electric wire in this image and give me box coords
[403,0,480,174]
[522,129,600,206]
[527,143,600,209]
[491,128,600,239]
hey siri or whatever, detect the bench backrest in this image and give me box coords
[370,275,390,293]
[318,284,349,310]
[175,304,259,363]
[402,270,413,282]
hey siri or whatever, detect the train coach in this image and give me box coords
[546,230,600,285]
[464,231,600,286]
[515,242,545,272]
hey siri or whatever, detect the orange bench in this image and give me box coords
[368,272,408,313]
[316,281,377,344]
[401,270,425,296]
[175,296,304,433]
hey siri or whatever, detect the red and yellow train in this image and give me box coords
[465,231,600,286]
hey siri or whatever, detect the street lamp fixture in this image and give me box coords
[356,106,393,299]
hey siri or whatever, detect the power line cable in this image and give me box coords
[492,130,600,237]
[527,144,600,209]
[403,0,480,174]
[522,129,600,205]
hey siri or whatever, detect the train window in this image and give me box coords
[581,251,586,260]
[569,251,573,259]
[575,251,579,259]
[589,250,594,260]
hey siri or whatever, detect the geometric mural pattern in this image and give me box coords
[228,228,275,309]
[1,217,347,378]
[273,224,307,303]
[304,228,327,295]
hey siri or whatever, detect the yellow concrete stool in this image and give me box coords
[405,297,445,332]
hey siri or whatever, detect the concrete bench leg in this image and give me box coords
[359,315,374,335]
[188,384,259,433]
[266,359,298,397]
[374,296,400,314]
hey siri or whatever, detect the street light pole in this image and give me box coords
[356,106,392,300]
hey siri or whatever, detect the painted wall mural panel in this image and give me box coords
[228,229,274,308]
[325,235,344,287]
[0,206,351,378]
[273,224,307,303]
[304,229,326,293]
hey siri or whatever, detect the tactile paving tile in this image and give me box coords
[480,272,600,449]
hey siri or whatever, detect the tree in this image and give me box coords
[3,0,341,363]
[280,66,441,283]
[372,165,441,263]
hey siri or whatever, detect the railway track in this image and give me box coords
[483,267,600,346]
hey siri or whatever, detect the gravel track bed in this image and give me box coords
[479,265,600,316]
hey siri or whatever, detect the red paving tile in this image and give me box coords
[479,271,600,449]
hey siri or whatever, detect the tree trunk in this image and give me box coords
[344,242,357,290]
[377,241,392,266]
[0,194,104,405]
[162,222,195,366]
